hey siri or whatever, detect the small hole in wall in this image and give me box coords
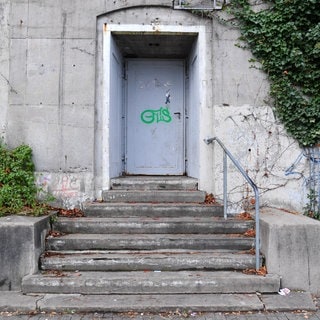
[248,148,251,152]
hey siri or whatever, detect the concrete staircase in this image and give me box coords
[21,176,281,313]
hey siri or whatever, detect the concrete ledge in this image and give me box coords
[0,291,39,312]
[260,208,320,295]
[262,292,317,312]
[0,291,316,313]
[0,215,51,291]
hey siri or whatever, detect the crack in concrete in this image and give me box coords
[221,107,307,211]
[71,47,94,56]
[0,72,18,94]
[35,294,45,311]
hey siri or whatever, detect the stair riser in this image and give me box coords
[33,293,265,313]
[41,255,257,271]
[53,221,254,235]
[83,205,224,218]
[110,178,198,191]
[22,275,279,295]
[102,191,206,203]
[46,239,253,251]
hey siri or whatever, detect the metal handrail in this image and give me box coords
[204,136,261,270]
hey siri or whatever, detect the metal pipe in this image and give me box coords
[204,136,261,270]
[223,151,228,220]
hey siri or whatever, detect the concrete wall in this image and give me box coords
[1,0,309,211]
[260,208,320,295]
[210,13,307,213]
[212,103,305,213]
[0,215,50,291]
[0,0,10,143]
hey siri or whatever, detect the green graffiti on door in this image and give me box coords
[141,107,172,124]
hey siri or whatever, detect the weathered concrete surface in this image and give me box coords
[259,208,320,295]
[53,216,254,234]
[83,202,224,218]
[110,176,198,190]
[0,291,39,312]
[0,0,10,142]
[102,190,206,203]
[212,104,305,213]
[22,271,280,295]
[38,293,265,313]
[45,233,254,251]
[1,0,307,213]
[36,172,94,209]
[41,251,257,271]
[262,292,317,312]
[0,291,317,314]
[0,215,50,291]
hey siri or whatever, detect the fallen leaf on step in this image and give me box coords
[237,212,253,220]
[205,193,216,204]
[243,266,267,276]
[46,230,65,238]
[57,207,84,218]
[244,229,256,237]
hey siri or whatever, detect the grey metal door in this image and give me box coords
[126,60,185,175]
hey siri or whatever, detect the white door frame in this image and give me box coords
[101,23,212,191]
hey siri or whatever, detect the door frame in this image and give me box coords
[99,23,212,192]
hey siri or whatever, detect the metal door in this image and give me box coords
[126,60,185,175]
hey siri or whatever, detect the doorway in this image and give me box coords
[126,59,185,175]
[100,23,210,191]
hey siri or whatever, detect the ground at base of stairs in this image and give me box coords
[0,292,317,314]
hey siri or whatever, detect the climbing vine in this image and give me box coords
[225,0,320,146]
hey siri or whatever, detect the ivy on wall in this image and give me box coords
[226,0,320,146]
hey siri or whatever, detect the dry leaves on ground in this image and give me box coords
[237,212,253,220]
[243,266,267,276]
[237,248,256,255]
[244,229,256,237]
[46,230,65,238]
[43,270,67,277]
[205,193,216,204]
[57,207,84,218]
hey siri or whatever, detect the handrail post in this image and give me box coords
[254,189,260,270]
[223,151,228,220]
[204,136,261,270]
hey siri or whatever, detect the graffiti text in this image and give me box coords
[141,107,172,124]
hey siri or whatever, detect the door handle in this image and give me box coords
[174,112,181,119]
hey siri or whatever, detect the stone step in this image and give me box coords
[102,190,206,203]
[110,176,198,190]
[2,291,317,313]
[27,293,266,313]
[82,202,223,218]
[53,217,254,234]
[46,233,254,251]
[41,250,258,271]
[22,271,280,295]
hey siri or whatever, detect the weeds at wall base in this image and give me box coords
[0,143,54,217]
